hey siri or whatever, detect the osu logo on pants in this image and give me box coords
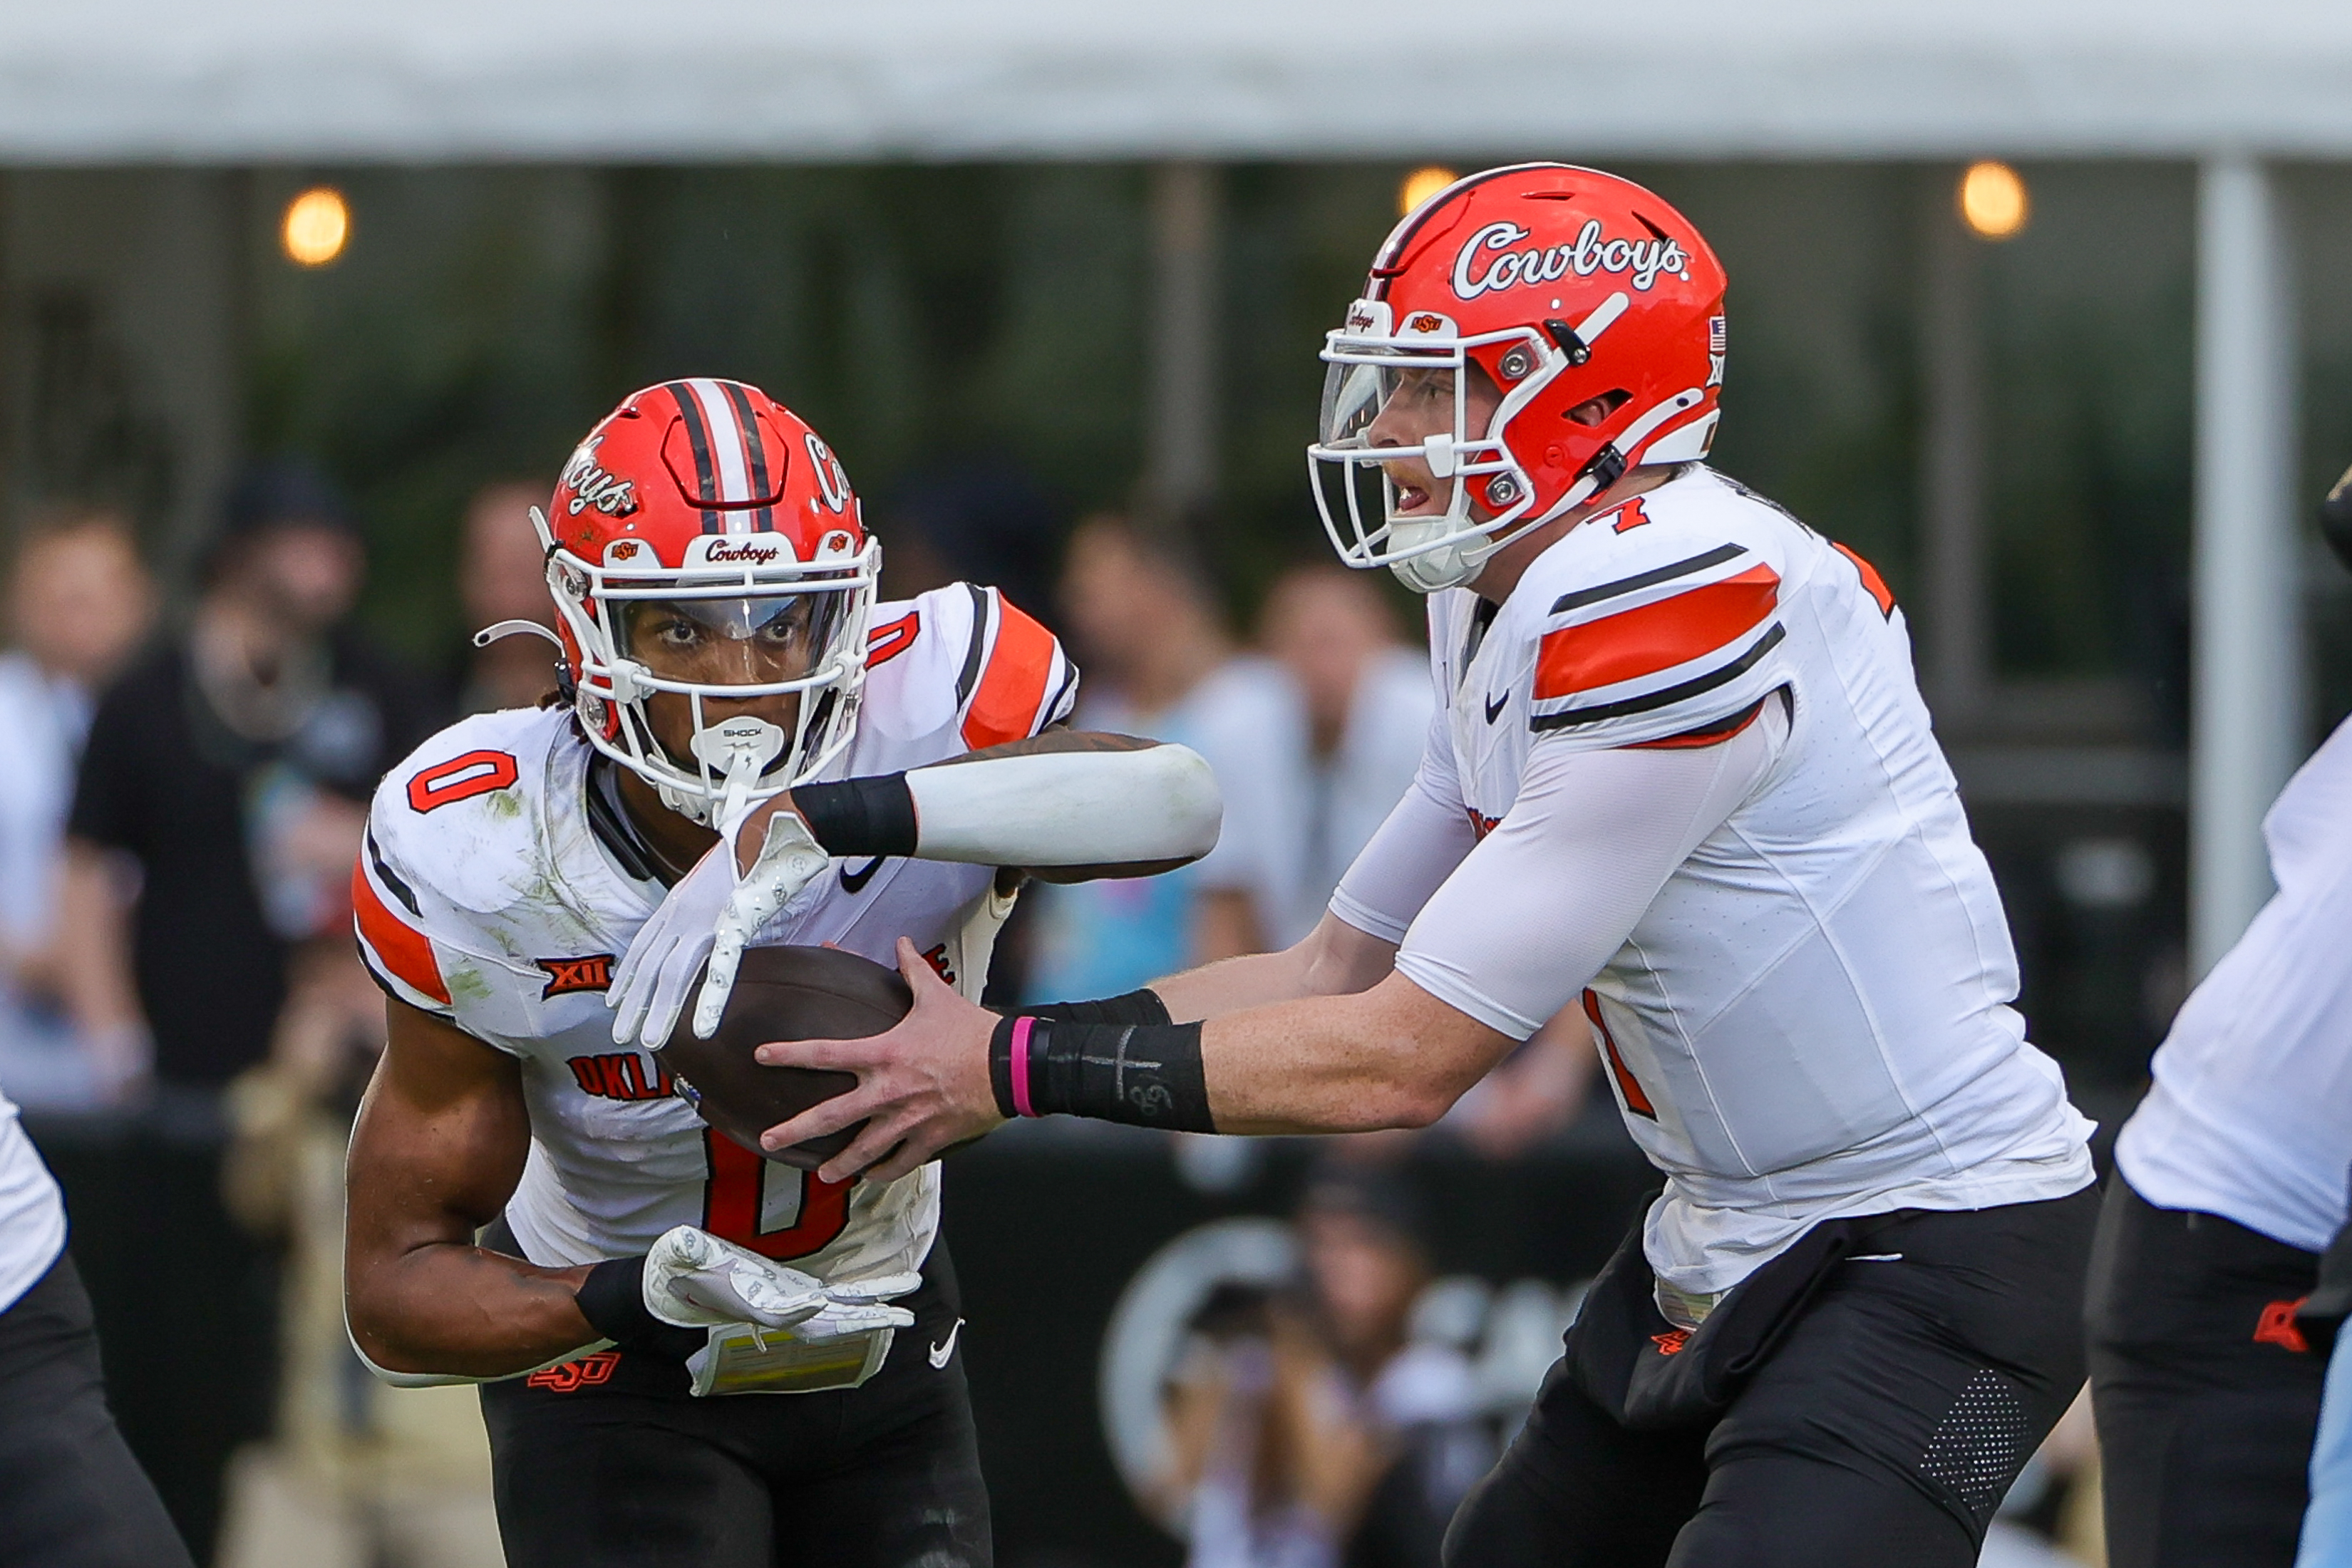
[526,1351,621,1392]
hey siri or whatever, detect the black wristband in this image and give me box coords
[574,1257,703,1361]
[1020,989,1171,1028]
[989,1013,1214,1132]
[790,773,919,858]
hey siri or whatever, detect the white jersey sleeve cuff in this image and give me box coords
[1328,888,1412,947]
[1393,950,1545,1041]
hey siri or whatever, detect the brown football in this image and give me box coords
[657,945,909,1172]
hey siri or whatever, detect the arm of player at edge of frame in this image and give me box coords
[753,917,1518,1188]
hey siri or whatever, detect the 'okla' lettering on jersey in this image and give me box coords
[1452,220,1691,301]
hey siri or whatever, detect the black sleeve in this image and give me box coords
[66,663,153,857]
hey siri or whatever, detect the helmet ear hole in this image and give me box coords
[1567,389,1631,428]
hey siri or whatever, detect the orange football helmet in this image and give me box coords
[531,379,879,825]
[1310,165,1728,592]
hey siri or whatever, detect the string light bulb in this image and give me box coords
[1959,162,2028,240]
[282,187,350,267]
[1398,167,1460,217]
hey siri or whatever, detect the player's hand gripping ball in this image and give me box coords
[659,946,910,1172]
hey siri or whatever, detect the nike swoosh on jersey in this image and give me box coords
[839,857,886,894]
[929,1319,965,1368]
[1485,691,1509,724]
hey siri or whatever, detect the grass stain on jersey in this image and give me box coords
[447,966,495,1005]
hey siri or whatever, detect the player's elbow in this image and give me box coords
[1366,1065,1478,1131]
[342,1242,448,1376]
[1340,984,1494,1130]
[344,1285,422,1375]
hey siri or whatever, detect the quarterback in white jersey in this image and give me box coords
[342,380,1217,1568]
[746,167,2100,1567]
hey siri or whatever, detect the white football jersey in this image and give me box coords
[2116,711,2352,1254]
[354,583,1076,1282]
[1339,466,2093,1294]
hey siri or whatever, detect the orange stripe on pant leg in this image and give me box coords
[1535,564,1780,698]
[961,598,1057,749]
[351,856,450,1006]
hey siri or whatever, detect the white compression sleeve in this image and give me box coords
[905,745,1222,867]
[1327,768,1479,944]
[1393,700,1786,1039]
[1327,701,1477,943]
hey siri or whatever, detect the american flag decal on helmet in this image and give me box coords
[663,378,788,534]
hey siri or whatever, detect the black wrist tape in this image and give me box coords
[1020,989,1171,1028]
[791,773,919,858]
[989,1013,1214,1132]
[574,1257,703,1361]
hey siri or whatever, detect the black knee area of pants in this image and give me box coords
[1445,1358,1706,1568]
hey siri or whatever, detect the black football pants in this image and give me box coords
[480,1245,989,1568]
[1444,1187,2099,1567]
[2086,1177,2326,1568]
[0,1251,196,1568]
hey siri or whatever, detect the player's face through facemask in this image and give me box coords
[1363,363,1507,521]
[616,592,839,770]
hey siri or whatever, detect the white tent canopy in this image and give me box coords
[4,0,2352,163]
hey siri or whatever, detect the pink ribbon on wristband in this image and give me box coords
[1009,1016,1038,1118]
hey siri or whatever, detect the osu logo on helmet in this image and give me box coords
[1308,164,1728,593]
[529,379,880,825]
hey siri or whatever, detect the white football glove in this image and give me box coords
[641,1226,922,1337]
[606,807,831,1048]
[693,808,832,1040]
[793,1271,924,1339]
[642,1224,832,1330]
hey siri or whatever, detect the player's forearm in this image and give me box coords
[346,1240,598,1378]
[1197,978,1506,1134]
[780,734,1220,874]
[989,971,1507,1138]
[1152,912,1398,1023]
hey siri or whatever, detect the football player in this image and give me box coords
[341,380,1219,1568]
[699,168,2103,1566]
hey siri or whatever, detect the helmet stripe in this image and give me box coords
[718,380,778,532]
[686,378,755,523]
[663,381,723,532]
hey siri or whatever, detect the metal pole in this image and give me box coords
[1145,162,1219,519]
[2190,155,2302,973]
[1921,169,1989,726]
